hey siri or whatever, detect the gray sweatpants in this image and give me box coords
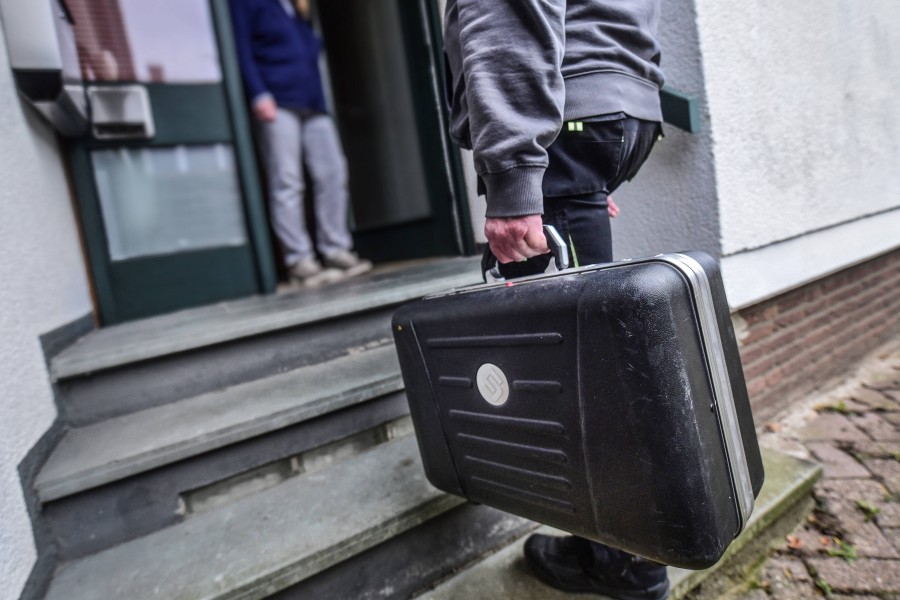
[257,108,352,267]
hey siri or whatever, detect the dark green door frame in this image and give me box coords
[211,0,278,290]
[417,0,476,256]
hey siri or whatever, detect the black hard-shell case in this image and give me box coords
[392,252,764,570]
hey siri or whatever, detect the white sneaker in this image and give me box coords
[323,250,373,278]
[289,257,344,288]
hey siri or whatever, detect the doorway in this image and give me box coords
[316,0,472,262]
[61,0,471,325]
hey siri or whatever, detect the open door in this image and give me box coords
[316,0,473,262]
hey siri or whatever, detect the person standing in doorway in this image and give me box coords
[443,1,669,598]
[229,0,372,287]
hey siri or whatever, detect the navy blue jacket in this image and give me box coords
[228,0,326,113]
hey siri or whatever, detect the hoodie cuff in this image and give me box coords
[481,165,546,218]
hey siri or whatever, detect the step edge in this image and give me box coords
[221,494,466,600]
[38,343,400,486]
[44,437,464,600]
[50,270,478,381]
[36,372,404,502]
[49,294,391,381]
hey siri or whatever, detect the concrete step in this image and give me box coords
[36,344,402,503]
[416,448,822,600]
[57,307,397,427]
[51,257,480,381]
[44,435,465,600]
[42,394,411,561]
[273,505,537,600]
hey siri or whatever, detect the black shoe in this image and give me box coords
[523,534,669,600]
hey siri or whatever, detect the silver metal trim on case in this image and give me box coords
[659,254,755,531]
[426,261,604,299]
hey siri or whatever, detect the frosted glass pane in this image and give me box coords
[93,145,248,261]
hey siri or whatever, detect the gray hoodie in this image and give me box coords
[443,0,664,217]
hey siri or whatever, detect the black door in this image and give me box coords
[316,0,473,262]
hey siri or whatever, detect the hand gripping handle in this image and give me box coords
[482,225,570,283]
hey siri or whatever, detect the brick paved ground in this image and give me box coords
[731,342,900,600]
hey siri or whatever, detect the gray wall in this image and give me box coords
[0,22,92,599]
[612,0,719,259]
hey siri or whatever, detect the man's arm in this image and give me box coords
[227,0,275,121]
[453,0,565,260]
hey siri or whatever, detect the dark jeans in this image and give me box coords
[495,115,661,279]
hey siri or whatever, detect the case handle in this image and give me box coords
[482,225,570,283]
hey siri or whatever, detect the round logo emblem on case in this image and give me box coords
[476,363,509,406]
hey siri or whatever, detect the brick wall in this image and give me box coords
[735,248,900,424]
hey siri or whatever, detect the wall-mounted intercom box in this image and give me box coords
[0,0,88,136]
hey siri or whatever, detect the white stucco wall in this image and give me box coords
[696,0,900,306]
[0,24,93,599]
[697,0,900,255]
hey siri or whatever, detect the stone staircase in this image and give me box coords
[32,257,821,599]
